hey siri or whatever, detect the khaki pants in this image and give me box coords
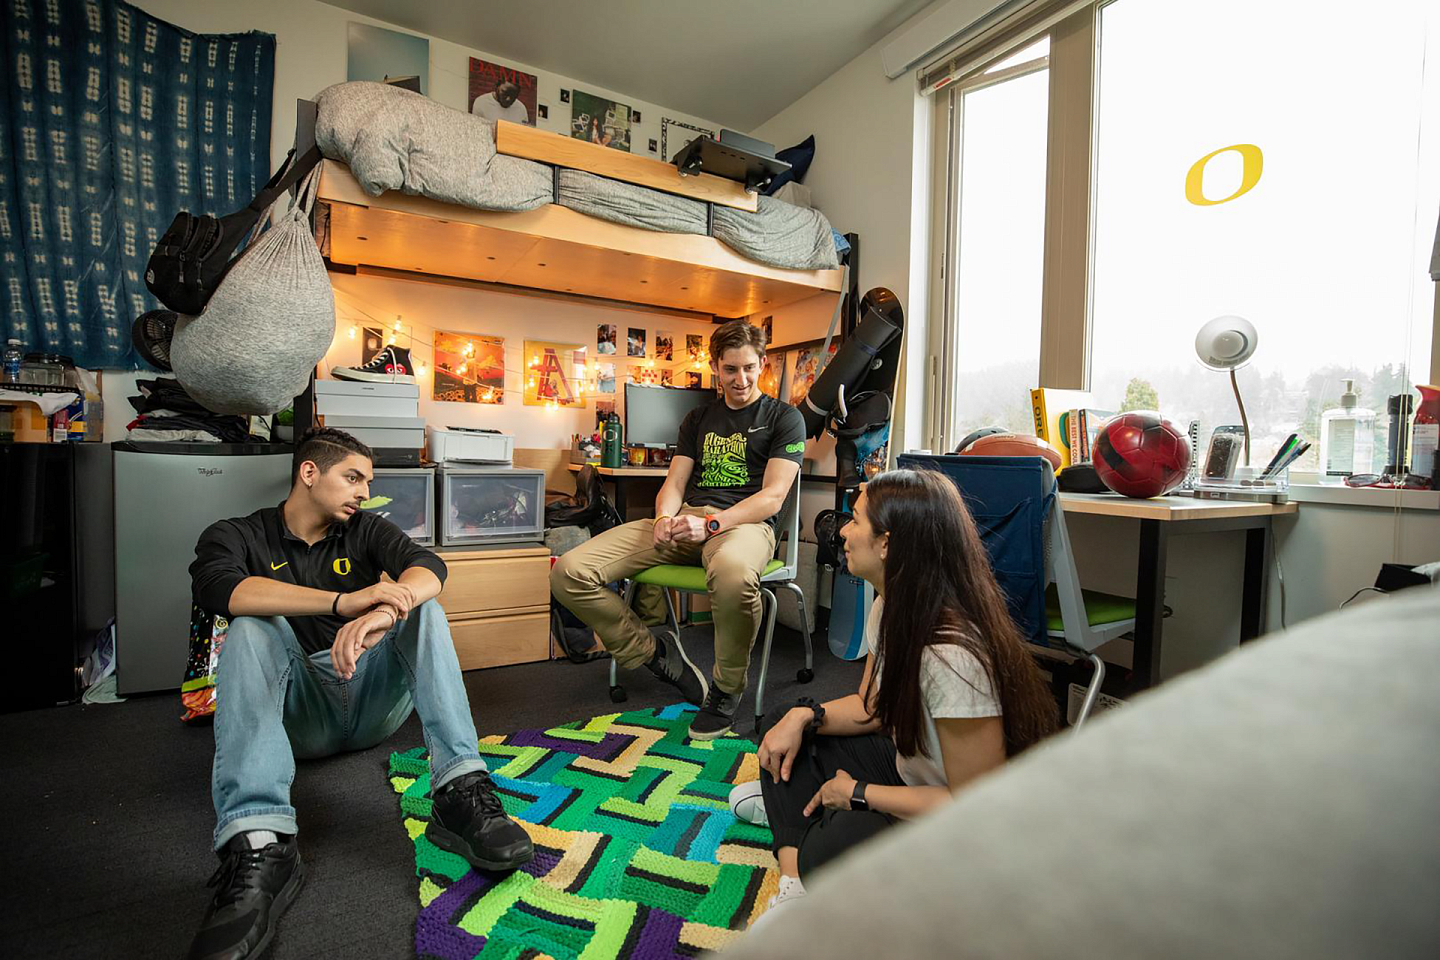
[550,505,776,696]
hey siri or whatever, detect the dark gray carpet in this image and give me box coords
[1,624,862,959]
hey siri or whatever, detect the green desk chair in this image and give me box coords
[608,479,815,731]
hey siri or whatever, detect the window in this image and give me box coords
[1087,0,1439,472]
[939,39,1052,441]
[928,0,1440,472]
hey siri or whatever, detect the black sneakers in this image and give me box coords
[689,685,741,740]
[426,770,535,872]
[331,345,416,384]
[187,833,304,960]
[645,626,708,706]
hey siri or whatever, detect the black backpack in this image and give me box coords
[544,464,622,536]
[145,145,323,315]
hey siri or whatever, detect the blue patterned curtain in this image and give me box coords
[0,0,274,369]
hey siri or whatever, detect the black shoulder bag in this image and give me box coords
[145,144,323,315]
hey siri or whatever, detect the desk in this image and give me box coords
[1059,493,1299,691]
[567,462,669,516]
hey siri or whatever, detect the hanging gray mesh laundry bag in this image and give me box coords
[171,166,335,415]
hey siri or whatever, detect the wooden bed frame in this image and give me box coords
[316,159,844,318]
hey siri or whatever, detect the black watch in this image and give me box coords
[795,697,825,731]
[850,780,870,812]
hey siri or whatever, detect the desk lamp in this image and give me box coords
[1195,316,1259,465]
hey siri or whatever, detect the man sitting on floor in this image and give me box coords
[185,427,532,960]
[551,320,805,739]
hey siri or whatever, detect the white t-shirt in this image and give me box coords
[865,597,1002,787]
[471,92,531,124]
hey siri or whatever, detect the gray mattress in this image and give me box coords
[313,82,838,271]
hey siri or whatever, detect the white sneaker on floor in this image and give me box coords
[749,875,806,931]
[729,780,769,826]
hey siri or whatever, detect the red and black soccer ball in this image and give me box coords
[1092,412,1190,498]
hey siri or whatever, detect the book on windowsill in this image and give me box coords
[1030,388,1093,468]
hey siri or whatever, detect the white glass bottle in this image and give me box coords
[1318,379,1375,482]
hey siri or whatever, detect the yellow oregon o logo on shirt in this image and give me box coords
[333,557,351,576]
[1185,143,1263,206]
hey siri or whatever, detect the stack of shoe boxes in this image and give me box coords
[312,380,424,465]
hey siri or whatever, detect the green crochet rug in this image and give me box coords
[387,704,779,959]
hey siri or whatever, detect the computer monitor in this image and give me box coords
[624,383,714,446]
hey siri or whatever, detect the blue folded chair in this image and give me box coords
[896,454,1139,727]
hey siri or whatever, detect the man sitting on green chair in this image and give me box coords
[552,320,805,739]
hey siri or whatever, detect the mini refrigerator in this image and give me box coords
[362,467,435,545]
[113,442,292,695]
[437,466,546,547]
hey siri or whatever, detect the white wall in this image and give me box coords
[751,38,933,454]
[131,0,722,174]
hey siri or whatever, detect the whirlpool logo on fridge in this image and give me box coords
[197,467,223,477]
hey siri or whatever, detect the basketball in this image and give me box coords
[1092,412,1190,498]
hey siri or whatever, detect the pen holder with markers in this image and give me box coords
[1194,465,1289,502]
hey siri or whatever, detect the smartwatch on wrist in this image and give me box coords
[704,515,722,537]
[850,780,870,812]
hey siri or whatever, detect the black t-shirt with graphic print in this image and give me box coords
[675,394,806,523]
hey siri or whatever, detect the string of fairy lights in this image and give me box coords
[332,288,712,410]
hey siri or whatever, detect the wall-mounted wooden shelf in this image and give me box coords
[317,160,843,319]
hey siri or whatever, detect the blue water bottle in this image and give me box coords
[2,339,22,383]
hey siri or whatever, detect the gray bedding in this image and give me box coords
[314,82,551,212]
[313,82,838,271]
[556,169,708,235]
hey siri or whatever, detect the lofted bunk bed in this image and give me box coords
[310,83,847,319]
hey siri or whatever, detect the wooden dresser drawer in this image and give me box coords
[450,610,550,670]
[440,552,551,617]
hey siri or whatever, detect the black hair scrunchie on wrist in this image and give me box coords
[795,697,826,731]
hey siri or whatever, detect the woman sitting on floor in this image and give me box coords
[734,467,1058,924]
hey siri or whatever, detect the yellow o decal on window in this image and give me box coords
[1185,144,1263,206]
[333,557,351,576]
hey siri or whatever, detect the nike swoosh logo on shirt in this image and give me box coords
[747,426,766,433]
[271,561,288,570]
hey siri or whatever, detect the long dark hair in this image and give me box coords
[860,468,1057,758]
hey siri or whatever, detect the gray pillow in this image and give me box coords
[314,80,552,212]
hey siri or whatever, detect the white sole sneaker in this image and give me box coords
[331,368,416,384]
[729,781,769,826]
[748,876,806,931]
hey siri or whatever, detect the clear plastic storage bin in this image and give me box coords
[438,466,546,546]
[362,468,435,544]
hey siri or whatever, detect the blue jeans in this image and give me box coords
[210,599,487,850]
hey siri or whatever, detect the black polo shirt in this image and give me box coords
[189,502,448,654]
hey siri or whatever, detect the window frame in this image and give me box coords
[924,0,1440,454]
[927,47,1055,454]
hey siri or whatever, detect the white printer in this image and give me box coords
[426,425,514,464]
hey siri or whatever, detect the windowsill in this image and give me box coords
[1283,479,1440,511]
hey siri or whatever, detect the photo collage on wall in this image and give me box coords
[591,323,715,398]
[345,23,727,163]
